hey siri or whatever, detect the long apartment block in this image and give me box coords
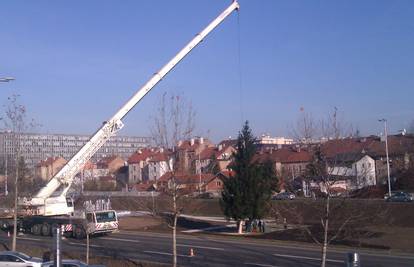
[0,131,152,168]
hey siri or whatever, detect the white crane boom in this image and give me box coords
[23,1,239,215]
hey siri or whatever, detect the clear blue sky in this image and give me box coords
[1,0,413,142]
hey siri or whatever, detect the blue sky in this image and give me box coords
[1,0,413,142]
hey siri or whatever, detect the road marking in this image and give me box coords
[144,250,193,258]
[362,253,414,260]
[273,253,344,263]
[68,242,103,248]
[17,237,42,241]
[245,263,281,267]
[182,224,236,233]
[101,237,141,243]
[178,244,224,251]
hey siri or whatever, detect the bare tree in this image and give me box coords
[291,109,318,144]
[285,110,376,267]
[272,149,386,267]
[150,92,196,267]
[151,92,196,149]
[320,107,352,140]
[2,94,38,250]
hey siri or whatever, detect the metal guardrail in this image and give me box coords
[82,191,160,197]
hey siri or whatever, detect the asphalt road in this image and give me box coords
[1,231,414,267]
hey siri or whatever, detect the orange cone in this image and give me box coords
[189,248,195,257]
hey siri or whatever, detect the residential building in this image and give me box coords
[258,134,294,145]
[177,137,213,173]
[215,140,236,171]
[148,151,172,182]
[204,171,234,195]
[194,139,236,174]
[327,153,377,189]
[195,147,217,174]
[0,131,151,169]
[127,148,171,184]
[128,148,153,183]
[80,160,98,181]
[321,135,414,185]
[35,156,67,181]
[96,155,125,177]
[256,147,312,180]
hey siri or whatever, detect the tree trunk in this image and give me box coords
[321,240,327,267]
[12,150,19,251]
[321,196,330,267]
[237,220,243,234]
[172,193,177,267]
[86,233,89,264]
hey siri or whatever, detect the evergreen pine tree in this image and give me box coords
[220,121,277,233]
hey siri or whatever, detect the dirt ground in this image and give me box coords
[119,216,166,231]
[357,226,414,253]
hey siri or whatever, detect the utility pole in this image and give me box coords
[54,226,62,267]
[5,152,8,196]
[379,119,392,197]
[198,152,202,195]
[86,231,90,264]
[0,77,14,196]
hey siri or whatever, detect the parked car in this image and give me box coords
[272,192,295,200]
[41,259,105,267]
[0,251,43,267]
[385,191,413,202]
[197,192,215,199]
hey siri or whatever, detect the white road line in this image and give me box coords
[245,263,281,267]
[17,237,42,241]
[363,253,414,260]
[273,253,344,263]
[177,244,224,251]
[182,224,236,233]
[102,236,222,251]
[68,242,103,248]
[101,237,140,243]
[144,250,193,258]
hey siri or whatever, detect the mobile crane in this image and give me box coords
[1,1,240,238]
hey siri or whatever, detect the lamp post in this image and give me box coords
[0,77,14,196]
[4,153,8,196]
[198,152,202,195]
[379,119,391,197]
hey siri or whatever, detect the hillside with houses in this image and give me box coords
[10,133,413,199]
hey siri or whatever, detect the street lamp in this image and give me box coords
[0,77,15,82]
[379,119,391,197]
[0,77,14,196]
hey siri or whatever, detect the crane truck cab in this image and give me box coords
[60,210,119,239]
[85,210,119,235]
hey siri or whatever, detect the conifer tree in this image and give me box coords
[221,121,277,233]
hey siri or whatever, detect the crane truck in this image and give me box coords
[0,1,240,239]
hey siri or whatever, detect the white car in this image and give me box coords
[0,251,43,267]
